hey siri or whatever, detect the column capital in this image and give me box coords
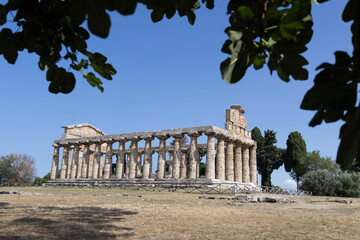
[80,140,90,146]
[142,135,154,141]
[104,139,115,144]
[115,137,126,142]
[204,131,216,136]
[93,139,103,144]
[128,136,140,142]
[52,143,60,148]
[171,133,184,139]
[187,131,202,138]
[214,134,226,140]
[155,134,170,140]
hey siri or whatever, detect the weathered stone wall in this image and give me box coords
[62,123,106,139]
[225,105,251,138]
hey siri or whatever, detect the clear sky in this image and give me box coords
[0,0,351,189]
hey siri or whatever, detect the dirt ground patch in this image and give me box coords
[0,187,359,239]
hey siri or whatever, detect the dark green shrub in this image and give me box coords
[335,172,360,198]
[300,169,337,196]
[32,172,51,186]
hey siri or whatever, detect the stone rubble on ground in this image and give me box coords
[199,194,297,204]
[310,198,356,204]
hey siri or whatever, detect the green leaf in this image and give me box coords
[113,0,137,16]
[0,4,8,26]
[220,56,250,84]
[68,0,87,25]
[83,72,104,92]
[186,11,196,25]
[202,0,214,9]
[165,7,176,19]
[253,55,265,70]
[47,66,76,94]
[342,0,356,22]
[87,1,111,38]
[0,28,18,64]
[280,21,304,40]
[237,6,254,23]
[87,52,116,80]
[334,51,352,67]
[308,108,324,127]
[151,10,164,23]
[337,108,360,170]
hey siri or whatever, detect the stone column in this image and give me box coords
[180,149,187,178]
[99,153,104,177]
[156,134,169,179]
[116,139,126,179]
[81,144,90,178]
[143,136,154,179]
[103,141,113,179]
[129,138,139,179]
[136,151,143,177]
[250,144,257,185]
[234,143,242,182]
[76,147,83,179]
[215,137,225,181]
[70,144,80,179]
[150,150,154,177]
[196,145,200,179]
[242,146,250,183]
[172,134,184,179]
[205,133,216,180]
[93,143,102,179]
[225,140,234,181]
[188,132,201,179]
[125,153,130,178]
[50,144,60,180]
[59,146,69,180]
[66,147,72,179]
[168,150,174,177]
[87,149,94,179]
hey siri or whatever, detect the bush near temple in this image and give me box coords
[301,170,360,197]
[0,154,36,186]
[300,170,337,196]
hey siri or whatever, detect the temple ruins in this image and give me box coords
[48,105,258,187]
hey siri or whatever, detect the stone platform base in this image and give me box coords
[44,178,260,192]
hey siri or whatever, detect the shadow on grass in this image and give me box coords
[0,206,137,239]
[0,202,9,208]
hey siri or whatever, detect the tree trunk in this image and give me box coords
[261,169,272,186]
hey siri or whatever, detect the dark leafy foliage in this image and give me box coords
[300,169,337,196]
[32,172,52,186]
[0,0,214,93]
[335,172,360,198]
[301,170,360,197]
[221,0,313,83]
[251,127,283,186]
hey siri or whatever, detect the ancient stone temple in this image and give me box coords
[48,105,258,186]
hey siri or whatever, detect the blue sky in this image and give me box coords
[0,1,351,189]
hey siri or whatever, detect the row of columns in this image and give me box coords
[50,133,257,184]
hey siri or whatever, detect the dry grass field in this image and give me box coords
[0,187,359,240]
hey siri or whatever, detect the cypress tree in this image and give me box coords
[284,131,307,190]
[251,127,283,186]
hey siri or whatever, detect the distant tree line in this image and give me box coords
[252,126,360,197]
